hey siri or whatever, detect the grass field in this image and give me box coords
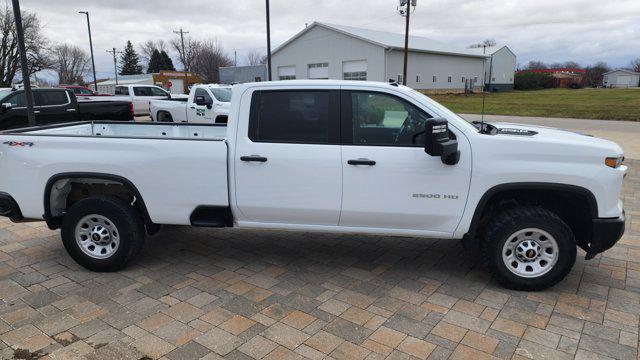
[429,88,640,121]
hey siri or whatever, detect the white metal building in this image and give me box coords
[473,46,517,91]
[271,22,491,92]
[603,69,640,88]
[96,74,154,95]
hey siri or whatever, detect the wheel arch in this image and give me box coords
[465,182,598,243]
[43,172,154,231]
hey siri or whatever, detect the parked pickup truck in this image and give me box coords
[0,80,626,290]
[0,88,134,131]
[81,84,187,116]
[149,84,231,124]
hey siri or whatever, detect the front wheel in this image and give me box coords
[481,206,576,291]
[61,197,146,272]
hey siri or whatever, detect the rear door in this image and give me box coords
[132,86,169,115]
[339,89,471,234]
[34,90,76,125]
[234,88,342,225]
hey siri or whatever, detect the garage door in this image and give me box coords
[343,60,367,80]
[308,63,329,79]
[617,76,631,87]
[278,66,296,80]
[169,79,184,94]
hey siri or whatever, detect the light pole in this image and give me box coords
[266,0,272,81]
[79,11,98,92]
[11,0,35,126]
[399,0,417,86]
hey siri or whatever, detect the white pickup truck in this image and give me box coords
[80,84,187,117]
[0,80,626,290]
[149,84,231,124]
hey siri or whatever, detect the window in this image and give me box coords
[397,74,403,83]
[36,90,69,106]
[416,75,421,83]
[76,88,93,95]
[210,88,231,102]
[308,63,328,69]
[447,76,452,83]
[255,77,262,82]
[432,75,437,83]
[150,87,168,96]
[250,91,331,144]
[279,75,296,80]
[462,76,466,83]
[343,71,367,81]
[492,77,496,82]
[308,63,329,79]
[133,87,152,96]
[474,76,478,82]
[350,92,431,146]
[5,92,26,107]
[194,88,212,103]
[114,86,129,95]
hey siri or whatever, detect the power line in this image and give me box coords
[106,47,122,84]
[173,27,190,71]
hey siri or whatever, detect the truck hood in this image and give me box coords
[489,121,624,156]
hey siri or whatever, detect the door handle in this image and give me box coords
[189,107,195,109]
[348,159,376,166]
[241,155,268,162]
[33,110,40,114]
[66,108,76,112]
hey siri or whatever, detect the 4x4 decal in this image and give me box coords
[3,141,34,147]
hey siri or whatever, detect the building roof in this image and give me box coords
[469,45,516,58]
[603,69,640,76]
[273,22,487,58]
[97,74,153,86]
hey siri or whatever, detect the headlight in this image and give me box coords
[605,156,624,168]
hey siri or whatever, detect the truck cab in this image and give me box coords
[150,84,231,124]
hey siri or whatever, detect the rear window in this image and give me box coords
[36,90,69,106]
[249,91,332,144]
[115,86,129,95]
[133,87,152,96]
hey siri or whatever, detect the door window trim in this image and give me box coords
[4,90,72,109]
[248,89,341,145]
[340,90,432,147]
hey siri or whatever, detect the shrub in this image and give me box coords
[514,72,552,90]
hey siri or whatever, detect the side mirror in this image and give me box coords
[1,103,12,112]
[195,95,212,108]
[425,118,460,165]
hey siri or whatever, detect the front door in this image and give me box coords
[234,89,342,226]
[0,91,28,130]
[339,90,471,234]
[187,88,213,123]
[34,90,76,126]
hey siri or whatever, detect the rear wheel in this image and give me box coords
[157,111,173,122]
[481,206,576,291]
[61,197,145,272]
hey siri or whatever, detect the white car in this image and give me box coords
[0,80,626,291]
[80,84,187,116]
[149,84,231,124]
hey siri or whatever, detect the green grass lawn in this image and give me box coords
[429,88,640,121]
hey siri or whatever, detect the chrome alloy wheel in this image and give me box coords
[502,228,559,278]
[75,214,120,259]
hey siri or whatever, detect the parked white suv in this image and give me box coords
[0,80,626,290]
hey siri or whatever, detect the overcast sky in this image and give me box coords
[21,0,640,82]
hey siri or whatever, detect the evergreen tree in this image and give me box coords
[146,49,161,73]
[119,40,143,75]
[159,51,175,71]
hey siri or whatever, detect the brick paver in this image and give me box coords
[0,160,638,359]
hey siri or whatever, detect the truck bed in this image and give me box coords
[8,121,227,140]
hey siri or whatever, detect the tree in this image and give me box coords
[468,39,496,49]
[630,58,640,73]
[139,40,167,63]
[147,49,176,73]
[562,61,581,69]
[525,61,547,70]
[51,44,89,84]
[514,72,552,90]
[584,61,610,87]
[119,40,143,75]
[171,36,200,72]
[191,40,232,83]
[0,6,51,86]
[159,51,175,71]
[246,50,266,66]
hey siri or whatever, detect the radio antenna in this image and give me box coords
[480,47,494,133]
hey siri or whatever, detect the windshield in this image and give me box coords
[410,90,478,132]
[0,89,13,101]
[209,87,232,102]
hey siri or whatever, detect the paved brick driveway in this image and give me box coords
[0,162,638,360]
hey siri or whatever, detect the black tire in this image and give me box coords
[157,111,173,122]
[61,197,145,272]
[481,206,576,291]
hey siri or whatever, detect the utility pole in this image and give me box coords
[173,27,189,71]
[234,50,237,66]
[399,0,416,86]
[79,11,98,92]
[265,0,272,81]
[106,48,122,85]
[11,0,35,126]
